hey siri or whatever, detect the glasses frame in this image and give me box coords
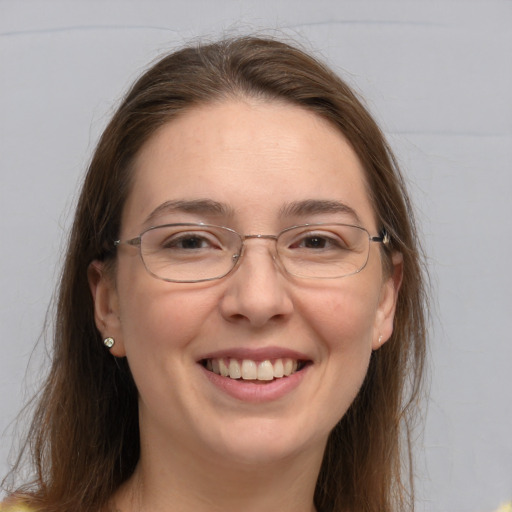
[114,222,390,283]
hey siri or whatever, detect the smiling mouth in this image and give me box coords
[201,358,309,381]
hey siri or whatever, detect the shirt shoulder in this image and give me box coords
[0,502,34,512]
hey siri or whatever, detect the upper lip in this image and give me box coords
[198,346,312,363]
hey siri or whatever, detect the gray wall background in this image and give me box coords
[1,1,511,511]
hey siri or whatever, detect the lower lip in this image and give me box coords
[200,364,309,403]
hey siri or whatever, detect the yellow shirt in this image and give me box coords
[0,504,33,512]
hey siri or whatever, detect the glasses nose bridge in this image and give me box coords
[241,233,279,252]
[243,233,278,242]
[235,233,281,268]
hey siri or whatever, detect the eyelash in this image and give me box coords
[161,232,222,250]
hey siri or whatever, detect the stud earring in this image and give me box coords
[103,337,115,349]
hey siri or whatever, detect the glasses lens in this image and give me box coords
[140,224,241,282]
[277,224,370,278]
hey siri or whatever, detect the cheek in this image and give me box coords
[119,288,210,353]
[315,290,376,382]
[300,280,380,350]
[115,280,221,417]
[293,284,379,434]
[114,256,216,364]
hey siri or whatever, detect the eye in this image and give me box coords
[158,230,222,251]
[296,235,330,249]
[164,234,211,249]
[289,232,349,251]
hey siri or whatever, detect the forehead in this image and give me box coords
[122,99,376,233]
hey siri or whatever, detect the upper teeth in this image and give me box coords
[206,358,299,381]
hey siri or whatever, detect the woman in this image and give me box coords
[2,36,428,512]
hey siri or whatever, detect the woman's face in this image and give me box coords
[91,99,401,468]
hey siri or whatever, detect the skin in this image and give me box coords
[89,99,402,512]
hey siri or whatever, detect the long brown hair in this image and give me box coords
[4,36,428,512]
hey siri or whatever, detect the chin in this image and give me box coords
[200,415,329,468]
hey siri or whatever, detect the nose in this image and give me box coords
[218,239,294,328]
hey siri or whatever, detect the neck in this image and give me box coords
[113,432,323,512]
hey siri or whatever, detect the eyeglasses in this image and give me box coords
[114,223,389,283]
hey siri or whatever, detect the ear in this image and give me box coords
[372,252,403,350]
[88,260,126,357]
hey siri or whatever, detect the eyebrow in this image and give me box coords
[279,199,362,225]
[144,199,235,225]
[144,198,361,226]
